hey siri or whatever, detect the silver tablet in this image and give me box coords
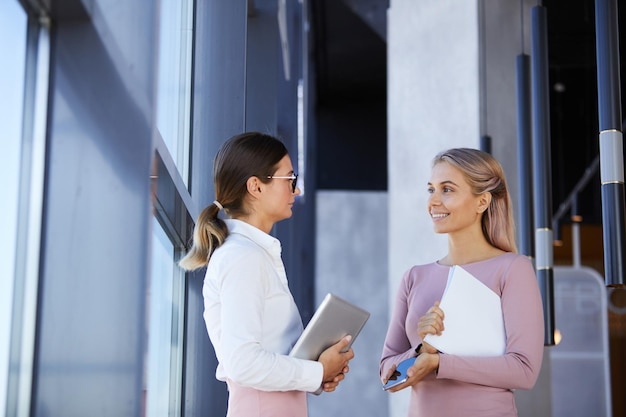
[289,293,370,360]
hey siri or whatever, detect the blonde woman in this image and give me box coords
[380,148,544,417]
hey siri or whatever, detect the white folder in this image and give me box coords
[423,265,506,356]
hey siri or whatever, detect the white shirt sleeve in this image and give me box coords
[212,247,323,392]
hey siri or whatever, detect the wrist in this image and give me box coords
[430,352,440,374]
[414,343,423,356]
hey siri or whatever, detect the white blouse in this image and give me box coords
[203,219,323,392]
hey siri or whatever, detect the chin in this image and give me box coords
[432,225,448,234]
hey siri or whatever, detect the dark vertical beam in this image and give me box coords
[480,135,492,154]
[516,53,534,258]
[595,0,626,288]
[275,0,317,322]
[191,0,247,203]
[530,6,555,345]
[186,0,248,415]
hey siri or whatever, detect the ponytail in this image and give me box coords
[179,132,289,270]
[178,202,229,270]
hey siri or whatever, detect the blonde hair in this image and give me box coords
[433,148,517,253]
[178,202,228,270]
[179,132,289,270]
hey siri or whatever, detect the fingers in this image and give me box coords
[427,301,445,322]
[343,347,355,361]
[417,301,445,340]
[387,354,438,392]
[406,352,437,378]
[323,365,350,393]
[382,364,398,384]
[323,373,343,392]
[318,336,354,384]
[335,336,355,357]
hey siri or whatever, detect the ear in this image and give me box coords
[246,176,262,198]
[477,192,492,214]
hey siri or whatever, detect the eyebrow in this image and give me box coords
[428,180,459,187]
[275,170,295,176]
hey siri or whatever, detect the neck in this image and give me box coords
[442,230,502,266]
[233,214,274,235]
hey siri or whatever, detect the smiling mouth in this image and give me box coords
[431,213,449,219]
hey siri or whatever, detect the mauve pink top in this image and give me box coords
[225,380,307,417]
[380,253,544,417]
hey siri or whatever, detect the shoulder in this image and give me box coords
[402,262,446,288]
[495,253,537,283]
[218,233,265,258]
[498,252,534,270]
[405,262,440,275]
[208,234,268,278]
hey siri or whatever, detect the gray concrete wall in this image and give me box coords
[310,191,388,417]
[388,1,480,413]
[387,1,551,416]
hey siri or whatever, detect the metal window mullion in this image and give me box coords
[7,16,50,417]
[177,0,194,186]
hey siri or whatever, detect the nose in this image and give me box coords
[428,191,440,205]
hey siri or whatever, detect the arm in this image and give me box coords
[436,256,544,390]
[380,268,423,382]
[217,250,323,392]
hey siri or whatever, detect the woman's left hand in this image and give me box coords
[384,353,439,393]
[417,301,445,343]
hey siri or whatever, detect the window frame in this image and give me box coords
[2,6,51,416]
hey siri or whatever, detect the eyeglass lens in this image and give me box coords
[291,175,298,192]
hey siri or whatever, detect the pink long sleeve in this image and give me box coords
[380,253,544,417]
[436,255,544,388]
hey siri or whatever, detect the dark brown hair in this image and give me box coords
[179,132,289,270]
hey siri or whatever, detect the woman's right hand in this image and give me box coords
[318,335,354,384]
[384,353,440,393]
[417,301,444,354]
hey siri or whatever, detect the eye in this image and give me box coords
[443,186,453,193]
[427,187,434,194]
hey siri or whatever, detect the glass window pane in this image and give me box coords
[0,1,27,413]
[145,217,184,417]
[156,0,194,186]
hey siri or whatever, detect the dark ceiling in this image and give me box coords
[310,0,626,224]
[310,0,387,190]
[310,0,387,103]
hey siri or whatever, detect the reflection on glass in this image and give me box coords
[156,0,193,186]
[0,2,27,413]
[145,217,184,416]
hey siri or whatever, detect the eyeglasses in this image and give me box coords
[267,174,298,193]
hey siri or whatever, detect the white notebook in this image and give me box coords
[424,265,506,356]
[289,293,370,360]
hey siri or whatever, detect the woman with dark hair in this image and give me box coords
[180,132,353,417]
[380,148,544,417]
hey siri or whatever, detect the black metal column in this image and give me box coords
[531,6,555,345]
[595,0,626,288]
[516,53,534,258]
